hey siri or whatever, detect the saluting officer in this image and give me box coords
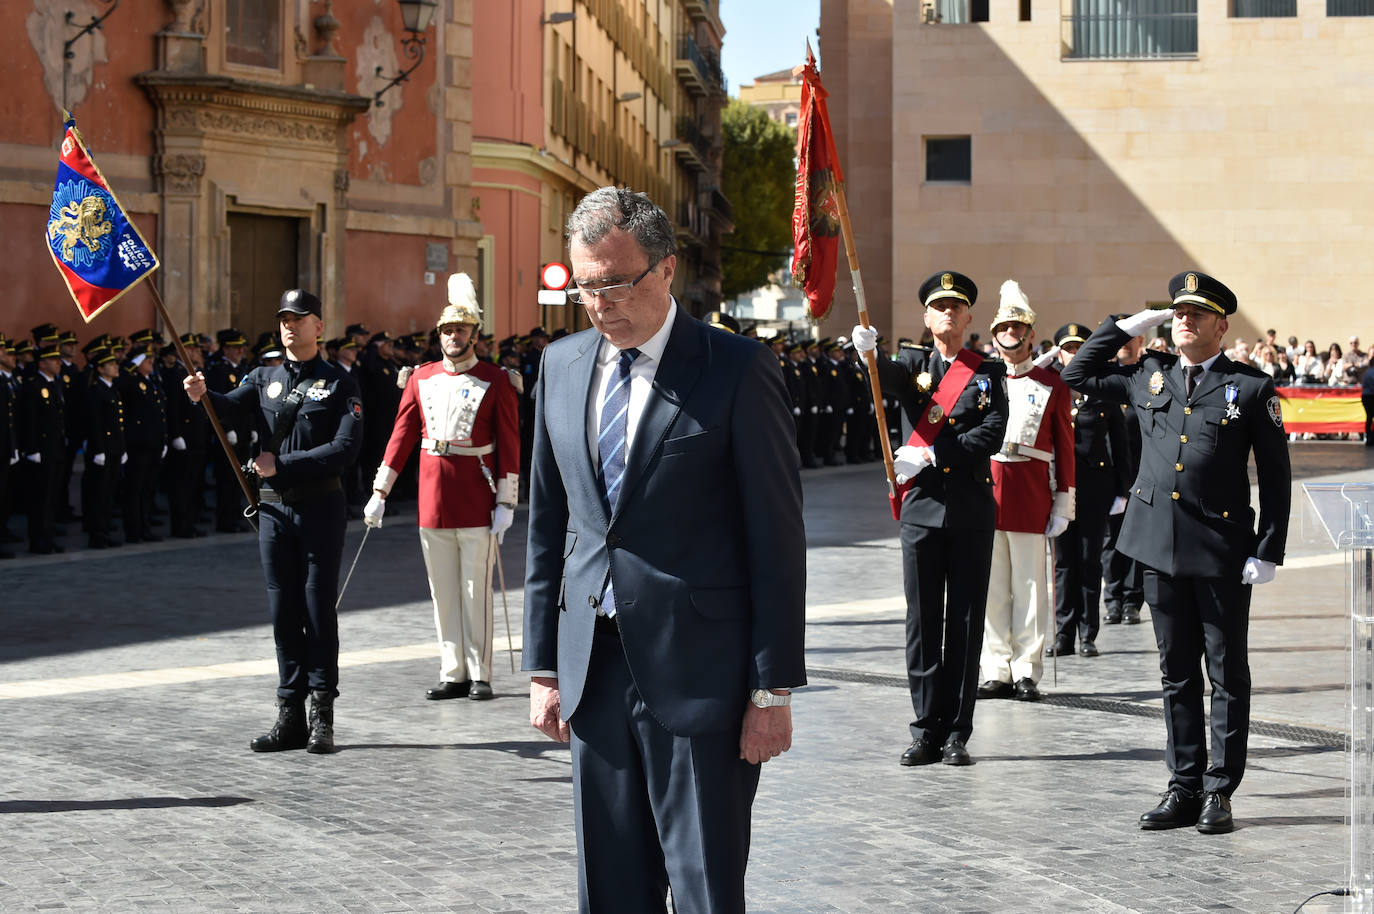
[853,270,1009,767]
[84,346,125,549]
[184,290,363,755]
[1102,316,1146,626]
[17,339,67,554]
[1049,322,1130,658]
[1061,271,1291,835]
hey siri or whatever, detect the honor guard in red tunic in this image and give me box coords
[977,280,1075,702]
[365,273,521,702]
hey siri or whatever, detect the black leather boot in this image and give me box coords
[250,698,308,752]
[306,690,336,754]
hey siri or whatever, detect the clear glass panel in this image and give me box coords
[1064,0,1198,60]
[226,0,281,70]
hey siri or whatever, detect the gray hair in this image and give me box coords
[566,186,676,264]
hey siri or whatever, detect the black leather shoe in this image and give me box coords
[1044,639,1074,657]
[1196,792,1234,834]
[1104,609,1122,624]
[941,738,972,766]
[426,681,470,700]
[469,680,494,700]
[1013,678,1041,702]
[1080,641,1100,657]
[1123,606,1142,625]
[1139,787,1203,830]
[976,679,1014,699]
[899,737,942,766]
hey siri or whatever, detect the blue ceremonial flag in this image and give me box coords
[46,115,159,322]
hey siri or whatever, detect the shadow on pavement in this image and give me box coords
[0,796,253,813]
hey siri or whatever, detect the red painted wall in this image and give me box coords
[473,0,545,146]
[341,229,452,336]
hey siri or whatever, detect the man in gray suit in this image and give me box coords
[523,187,807,913]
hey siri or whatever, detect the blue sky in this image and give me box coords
[719,0,820,96]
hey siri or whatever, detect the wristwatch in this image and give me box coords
[749,689,791,709]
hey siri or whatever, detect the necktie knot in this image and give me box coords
[1185,364,1203,398]
[618,348,641,373]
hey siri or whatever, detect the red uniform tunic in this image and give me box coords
[376,355,520,529]
[991,364,1075,533]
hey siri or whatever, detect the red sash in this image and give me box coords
[889,348,982,520]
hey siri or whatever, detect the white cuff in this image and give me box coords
[372,464,398,497]
[1052,488,1076,522]
[496,473,519,505]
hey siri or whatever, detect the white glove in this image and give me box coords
[792,407,801,416]
[491,503,515,543]
[893,445,932,485]
[397,365,415,389]
[161,445,167,459]
[824,406,833,414]
[1109,495,1128,516]
[251,431,259,445]
[845,408,853,415]
[171,436,187,451]
[1241,557,1276,586]
[1045,514,1071,539]
[363,493,386,529]
[25,452,40,464]
[1033,345,1061,369]
[1116,308,1174,338]
[227,430,238,446]
[809,406,817,414]
[851,325,878,354]
[8,450,17,466]
[120,453,128,465]
[92,453,106,467]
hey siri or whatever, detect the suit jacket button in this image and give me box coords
[1184,407,1192,415]
[1171,491,1180,500]
[1175,462,1183,471]
[1099,461,1105,467]
[942,467,950,473]
[607,533,620,547]
[588,595,599,608]
[1223,510,1229,518]
[1179,434,1188,443]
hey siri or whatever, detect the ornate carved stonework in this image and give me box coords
[334,169,350,193]
[155,153,206,194]
[167,0,199,33]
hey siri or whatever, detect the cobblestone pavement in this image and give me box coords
[0,443,1371,912]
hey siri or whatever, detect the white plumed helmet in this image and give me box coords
[438,272,482,330]
[990,278,1036,331]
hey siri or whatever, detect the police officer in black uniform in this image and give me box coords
[206,329,253,532]
[0,334,19,557]
[119,345,167,544]
[853,271,1009,767]
[17,339,67,554]
[84,346,125,548]
[1062,271,1291,834]
[163,333,208,538]
[1049,322,1130,657]
[184,289,362,755]
[360,330,401,488]
[1101,315,1146,625]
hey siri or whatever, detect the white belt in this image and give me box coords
[995,441,1052,463]
[421,438,493,457]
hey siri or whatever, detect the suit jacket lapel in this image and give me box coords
[615,310,704,519]
[565,332,611,529]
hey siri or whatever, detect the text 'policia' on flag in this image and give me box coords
[46,115,159,322]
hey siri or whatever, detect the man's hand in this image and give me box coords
[1109,495,1128,516]
[1033,345,1061,369]
[1241,556,1277,585]
[92,453,106,467]
[530,676,570,742]
[851,324,878,354]
[226,430,238,446]
[251,452,278,478]
[893,444,933,485]
[25,452,40,464]
[739,701,793,765]
[363,492,386,529]
[491,504,515,543]
[1115,308,1174,338]
[183,370,206,403]
[170,436,186,451]
[1045,514,1071,539]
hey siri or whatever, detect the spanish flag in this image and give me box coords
[46,114,159,322]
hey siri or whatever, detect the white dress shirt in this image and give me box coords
[585,299,678,466]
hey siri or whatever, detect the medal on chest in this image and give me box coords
[306,379,331,401]
[266,380,283,399]
[1148,371,1164,396]
[1224,382,1241,420]
[916,371,932,393]
[976,377,991,410]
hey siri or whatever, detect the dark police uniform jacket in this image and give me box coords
[86,377,125,459]
[1056,366,1131,508]
[118,372,167,452]
[1061,318,1290,578]
[210,354,363,494]
[869,344,1008,529]
[205,355,253,452]
[17,372,65,461]
[0,369,17,460]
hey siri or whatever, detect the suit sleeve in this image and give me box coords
[869,350,912,397]
[932,362,1007,468]
[732,345,807,689]
[492,371,521,503]
[1060,317,1136,404]
[374,371,423,496]
[522,357,570,673]
[1105,400,1132,497]
[1252,377,1292,565]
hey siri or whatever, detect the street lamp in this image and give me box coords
[372,0,439,107]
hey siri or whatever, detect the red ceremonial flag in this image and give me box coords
[791,48,843,323]
[46,115,159,322]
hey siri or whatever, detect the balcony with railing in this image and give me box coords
[675,34,726,97]
[671,115,712,172]
[702,186,734,233]
[677,199,711,244]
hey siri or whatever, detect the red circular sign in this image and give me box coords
[541,262,571,290]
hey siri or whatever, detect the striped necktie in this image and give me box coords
[597,347,641,514]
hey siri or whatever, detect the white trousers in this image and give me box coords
[418,526,495,683]
[980,530,1049,685]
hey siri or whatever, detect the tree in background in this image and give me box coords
[720,99,796,301]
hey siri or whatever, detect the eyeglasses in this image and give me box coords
[567,260,660,305]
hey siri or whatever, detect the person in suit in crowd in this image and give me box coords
[523,187,806,914]
[1062,271,1291,834]
[851,271,1009,766]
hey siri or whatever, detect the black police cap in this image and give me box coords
[1054,323,1089,347]
[1167,271,1236,316]
[704,311,740,334]
[344,323,369,337]
[278,289,322,318]
[217,328,248,347]
[917,271,978,309]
